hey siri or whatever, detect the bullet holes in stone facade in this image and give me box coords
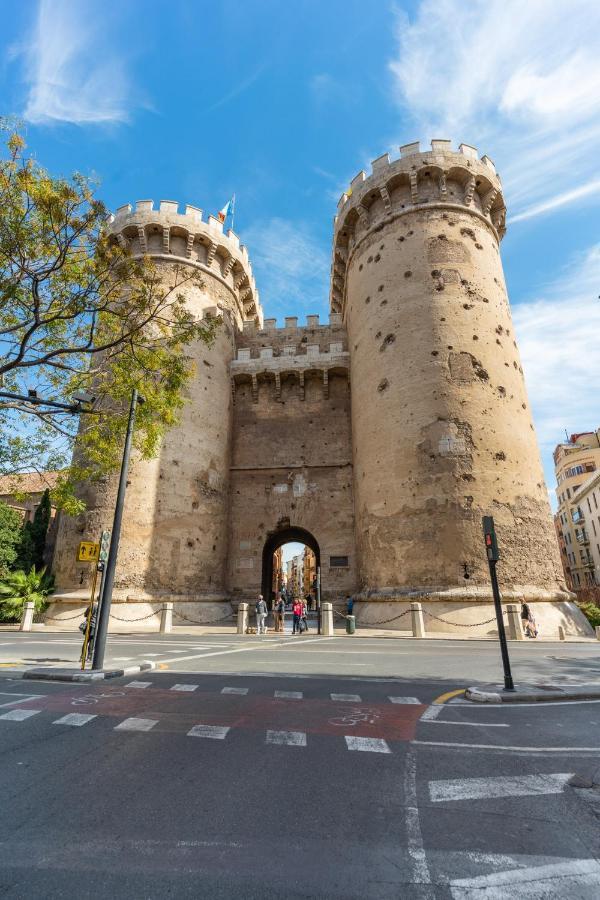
[359,263,363,271]
[203,359,213,367]
[463,303,473,310]
[513,361,518,369]
[377,379,389,393]
[192,501,199,509]
[380,244,385,250]
[408,231,414,236]
[397,236,405,242]
[521,403,527,409]
[367,255,373,263]
[497,386,506,397]
[431,350,439,357]
[431,270,440,277]
[374,253,381,262]
[437,233,448,241]
[378,284,384,292]
[435,282,444,291]
[475,243,483,250]
[447,345,453,350]
[375,331,382,339]
[461,227,476,240]
[187,540,194,548]
[495,452,506,461]
[380,333,396,351]
[365,296,371,304]
[461,473,475,481]
[380,299,388,306]
[472,335,479,341]
[404,271,412,278]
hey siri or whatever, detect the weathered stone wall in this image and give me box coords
[228,316,357,602]
[332,141,575,628]
[52,202,262,616]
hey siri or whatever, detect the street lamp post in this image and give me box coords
[92,389,143,670]
[482,515,515,691]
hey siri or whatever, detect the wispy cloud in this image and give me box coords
[513,244,600,490]
[389,0,600,222]
[205,63,269,114]
[22,0,131,125]
[243,218,329,321]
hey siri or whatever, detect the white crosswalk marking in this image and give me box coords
[331,693,362,702]
[0,708,41,722]
[274,691,303,700]
[266,730,307,747]
[125,681,152,689]
[142,653,160,657]
[188,724,230,740]
[429,773,574,803]
[221,687,248,695]
[345,736,391,753]
[450,858,600,897]
[420,705,443,721]
[389,696,420,705]
[115,717,158,732]
[53,713,97,727]
[170,684,198,692]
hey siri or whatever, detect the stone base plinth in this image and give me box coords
[43,595,236,632]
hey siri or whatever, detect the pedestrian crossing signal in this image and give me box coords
[99,529,111,563]
[482,516,499,562]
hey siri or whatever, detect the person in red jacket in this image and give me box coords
[292,599,302,635]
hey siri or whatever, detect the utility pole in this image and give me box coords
[92,389,143,670]
[482,516,515,691]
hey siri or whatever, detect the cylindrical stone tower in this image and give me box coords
[331,139,584,633]
[51,200,262,626]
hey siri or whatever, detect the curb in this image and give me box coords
[466,684,600,704]
[22,662,155,683]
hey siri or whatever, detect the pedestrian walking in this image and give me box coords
[256,594,268,634]
[521,600,537,638]
[301,597,309,633]
[276,594,285,632]
[346,595,354,616]
[305,592,312,612]
[292,598,302,635]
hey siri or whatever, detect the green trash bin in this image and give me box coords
[346,615,356,635]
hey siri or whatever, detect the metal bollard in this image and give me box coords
[411,602,425,638]
[321,602,334,636]
[20,601,35,632]
[160,602,173,634]
[506,604,525,641]
[237,602,248,635]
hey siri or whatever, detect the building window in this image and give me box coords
[329,556,349,568]
[588,498,592,513]
[567,488,571,499]
[594,492,598,510]
[593,520,597,537]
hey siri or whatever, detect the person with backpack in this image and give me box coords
[256,594,268,634]
[275,593,285,632]
[292,598,302,635]
[301,597,309,633]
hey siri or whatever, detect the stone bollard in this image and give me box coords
[321,602,334,636]
[506,604,525,641]
[160,602,173,634]
[411,602,425,638]
[558,625,566,641]
[596,626,600,641]
[20,601,35,632]
[237,602,249,635]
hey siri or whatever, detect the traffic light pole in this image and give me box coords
[92,389,141,670]
[482,516,515,692]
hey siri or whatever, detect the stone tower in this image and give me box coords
[52,201,263,620]
[330,139,570,623]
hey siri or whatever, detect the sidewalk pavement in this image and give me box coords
[466,683,600,703]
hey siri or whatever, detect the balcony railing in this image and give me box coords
[572,509,585,524]
[576,531,590,545]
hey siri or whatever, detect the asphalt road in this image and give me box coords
[1,633,600,897]
[1,630,600,685]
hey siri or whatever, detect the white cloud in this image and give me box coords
[22,0,130,125]
[389,0,600,222]
[243,218,330,321]
[513,244,600,487]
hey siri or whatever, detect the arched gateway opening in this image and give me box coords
[261,527,320,610]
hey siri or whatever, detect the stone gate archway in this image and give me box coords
[261,526,320,609]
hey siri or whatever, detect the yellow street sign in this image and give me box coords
[77,541,99,562]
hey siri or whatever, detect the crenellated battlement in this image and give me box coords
[108,200,263,326]
[240,313,343,334]
[330,139,507,314]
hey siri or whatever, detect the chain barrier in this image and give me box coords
[355,608,413,628]
[423,610,504,628]
[174,609,235,627]
[109,610,161,623]
[39,611,85,622]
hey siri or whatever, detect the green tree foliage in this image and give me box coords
[0,500,22,575]
[0,565,54,622]
[17,488,51,571]
[577,600,600,628]
[0,121,218,511]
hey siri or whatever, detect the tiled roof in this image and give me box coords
[0,471,61,497]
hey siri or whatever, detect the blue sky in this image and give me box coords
[1,0,599,501]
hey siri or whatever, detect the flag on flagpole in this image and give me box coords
[217,195,235,225]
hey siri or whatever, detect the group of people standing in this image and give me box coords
[254,593,312,635]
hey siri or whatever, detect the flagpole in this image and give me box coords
[230,193,236,233]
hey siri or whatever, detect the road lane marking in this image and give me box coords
[389,696,420,704]
[274,691,303,700]
[0,708,41,722]
[429,772,574,803]
[433,689,466,704]
[0,693,43,709]
[449,858,600,896]
[344,736,390,753]
[414,739,600,754]
[170,684,199,692]
[149,638,333,668]
[115,717,158,732]
[420,705,443,721]
[188,724,230,740]
[266,730,307,747]
[331,693,362,702]
[125,681,152,689]
[53,713,97,727]
[424,720,509,727]
[221,687,248,695]
[404,748,433,891]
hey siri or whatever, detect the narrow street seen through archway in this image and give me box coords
[261,528,320,634]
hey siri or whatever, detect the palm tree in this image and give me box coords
[0,567,54,622]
